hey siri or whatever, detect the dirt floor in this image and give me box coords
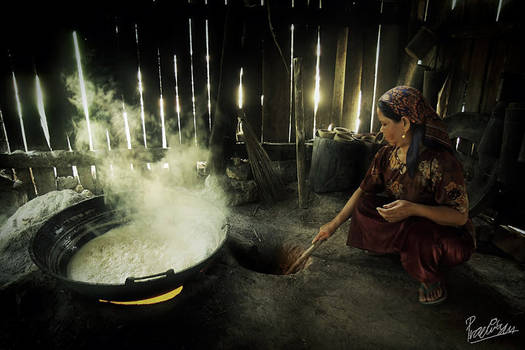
[1,183,524,349]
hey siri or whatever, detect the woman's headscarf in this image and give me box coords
[378,86,452,150]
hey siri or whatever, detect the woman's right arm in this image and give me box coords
[312,187,363,243]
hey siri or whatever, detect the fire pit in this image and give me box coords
[29,195,228,303]
[228,231,312,275]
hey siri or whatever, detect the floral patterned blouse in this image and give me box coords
[360,145,474,239]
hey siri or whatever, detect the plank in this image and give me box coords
[262,11,290,143]
[316,23,338,130]
[14,168,36,199]
[342,26,363,132]
[293,22,317,140]
[358,22,379,133]
[480,39,505,114]
[446,39,474,116]
[32,167,56,195]
[330,26,349,128]
[464,38,491,113]
[208,3,244,174]
[242,10,264,142]
[374,15,402,131]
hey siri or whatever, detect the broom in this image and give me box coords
[239,116,284,204]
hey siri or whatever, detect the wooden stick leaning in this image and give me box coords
[285,239,324,275]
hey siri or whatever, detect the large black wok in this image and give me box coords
[29,195,228,301]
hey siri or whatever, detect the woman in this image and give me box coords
[313,86,475,305]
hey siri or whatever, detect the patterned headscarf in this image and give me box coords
[378,86,452,150]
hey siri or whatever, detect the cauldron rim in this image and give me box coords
[29,195,228,300]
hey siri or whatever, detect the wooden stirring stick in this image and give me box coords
[285,240,324,275]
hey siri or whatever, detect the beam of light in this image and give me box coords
[35,75,51,151]
[135,25,148,149]
[13,71,37,196]
[452,0,457,10]
[134,26,146,139]
[313,28,321,138]
[67,135,80,180]
[370,3,383,133]
[73,31,94,151]
[137,68,147,148]
[12,72,28,152]
[173,55,182,144]
[105,131,114,178]
[238,67,244,109]
[0,108,12,153]
[424,0,430,22]
[188,18,198,146]
[260,94,264,142]
[157,49,167,149]
[496,0,503,22]
[355,90,362,132]
[205,20,212,131]
[106,129,111,151]
[288,23,295,143]
[122,102,132,149]
[35,74,58,184]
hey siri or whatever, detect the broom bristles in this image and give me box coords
[240,117,284,203]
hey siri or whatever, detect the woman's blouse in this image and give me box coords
[359,145,474,239]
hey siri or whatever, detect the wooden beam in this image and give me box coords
[294,58,308,209]
[0,148,169,168]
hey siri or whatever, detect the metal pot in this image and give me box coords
[29,195,228,301]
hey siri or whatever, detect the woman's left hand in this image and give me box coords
[376,199,417,223]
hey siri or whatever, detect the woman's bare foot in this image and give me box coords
[418,282,447,305]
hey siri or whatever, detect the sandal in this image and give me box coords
[418,282,448,305]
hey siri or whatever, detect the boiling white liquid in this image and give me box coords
[67,219,225,284]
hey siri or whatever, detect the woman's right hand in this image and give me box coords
[312,221,337,243]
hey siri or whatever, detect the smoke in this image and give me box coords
[64,74,230,283]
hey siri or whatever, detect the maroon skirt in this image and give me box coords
[348,193,475,283]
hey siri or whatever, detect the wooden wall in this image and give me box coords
[0,0,523,198]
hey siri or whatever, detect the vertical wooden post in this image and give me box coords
[294,58,308,209]
[330,27,349,128]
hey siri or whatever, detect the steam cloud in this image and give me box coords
[65,74,229,283]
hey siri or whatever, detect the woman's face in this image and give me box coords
[378,108,408,147]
